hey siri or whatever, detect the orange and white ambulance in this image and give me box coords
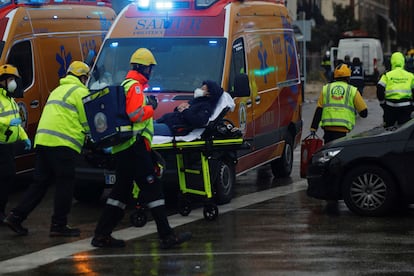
[0,0,115,174]
[82,0,302,203]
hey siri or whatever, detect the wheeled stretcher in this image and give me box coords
[129,93,250,226]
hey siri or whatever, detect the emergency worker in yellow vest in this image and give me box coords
[321,50,332,81]
[377,51,414,127]
[310,63,368,143]
[91,48,191,249]
[0,64,31,223]
[4,61,90,236]
[310,63,368,214]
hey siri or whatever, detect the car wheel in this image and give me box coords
[271,133,293,178]
[342,165,397,216]
[213,160,235,205]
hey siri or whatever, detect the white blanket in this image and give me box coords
[152,92,235,145]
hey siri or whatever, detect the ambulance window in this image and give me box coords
[228,38,246,94]
[0,0,12,7]
[8,41,33,90]
[283,32,300,83]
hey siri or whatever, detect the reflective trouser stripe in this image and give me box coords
[147,199,165,209]
[385,101,412,107]
[106,198,127,210]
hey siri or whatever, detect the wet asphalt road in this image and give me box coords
[2,85,414,275]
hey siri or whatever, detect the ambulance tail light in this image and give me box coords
[373,58,377,71]
[195,0,218,9]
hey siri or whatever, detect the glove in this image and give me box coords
[102,147,112,154]
[146,95,158,110]
[23,139,31,151]
[9,118,22,126]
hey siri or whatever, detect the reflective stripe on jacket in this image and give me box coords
[0,88,28,143]
[321,82,357,131]
[378,69,414,101]
[34,75,90,153]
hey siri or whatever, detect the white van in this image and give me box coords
[331,38,385,82]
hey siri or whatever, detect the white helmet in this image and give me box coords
[326,50,330,56]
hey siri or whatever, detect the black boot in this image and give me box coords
[91,235,126,248]
[150,205,173,238]
[4,212,28,236]
[92,205,125,247]
[50,224,81,237]
[150,205,192,249]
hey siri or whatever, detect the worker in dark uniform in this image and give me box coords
[349,57,365,96]
[91,48,192,249]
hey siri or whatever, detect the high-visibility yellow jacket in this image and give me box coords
[319,81,365,132]
[0,88,28,143]
[34,75,90,153]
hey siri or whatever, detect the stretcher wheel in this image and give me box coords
[203,203,218,221]
[130,209,147,227]
[178,199,192,216]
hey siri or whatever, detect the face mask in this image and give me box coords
[7,79,17,93]
[194,88,205,98]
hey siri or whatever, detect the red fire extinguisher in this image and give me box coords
[300,133,323,178]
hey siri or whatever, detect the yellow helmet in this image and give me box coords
[334,63,351,78]
[0,64,20,79]
[130,48,157,66]
[67,61,90,77]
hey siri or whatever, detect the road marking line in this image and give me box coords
[0,180,307,273]
[68,250,285,259]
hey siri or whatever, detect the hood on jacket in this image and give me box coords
[202,80,223,103]
[391,52,405,70]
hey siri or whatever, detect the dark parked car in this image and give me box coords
[306,121,414,216]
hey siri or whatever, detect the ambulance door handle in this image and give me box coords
[246,99,252,107]
[255,95,261,104]
[30,100,39,108]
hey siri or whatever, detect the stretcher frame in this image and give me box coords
[130,106,249,225]
[129,93,250,225]
[152,137,246,200]
[130,137,248,226]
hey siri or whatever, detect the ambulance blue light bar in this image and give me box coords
[18,0,49,4]
[136,0,192,10]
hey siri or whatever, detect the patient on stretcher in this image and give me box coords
[154,80,223,136]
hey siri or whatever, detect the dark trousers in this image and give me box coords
[382,105,412,128]
[323,130,347,144]
[0,144,15,214]
[12,146,77,226]
[94,138,172,239]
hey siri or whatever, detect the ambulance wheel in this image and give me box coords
[73,180,104,203]
[130,209,147,227]
[213,160,235,205]
[203,203,218,221]
[178,198,192,216]
[271,133,293,178]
